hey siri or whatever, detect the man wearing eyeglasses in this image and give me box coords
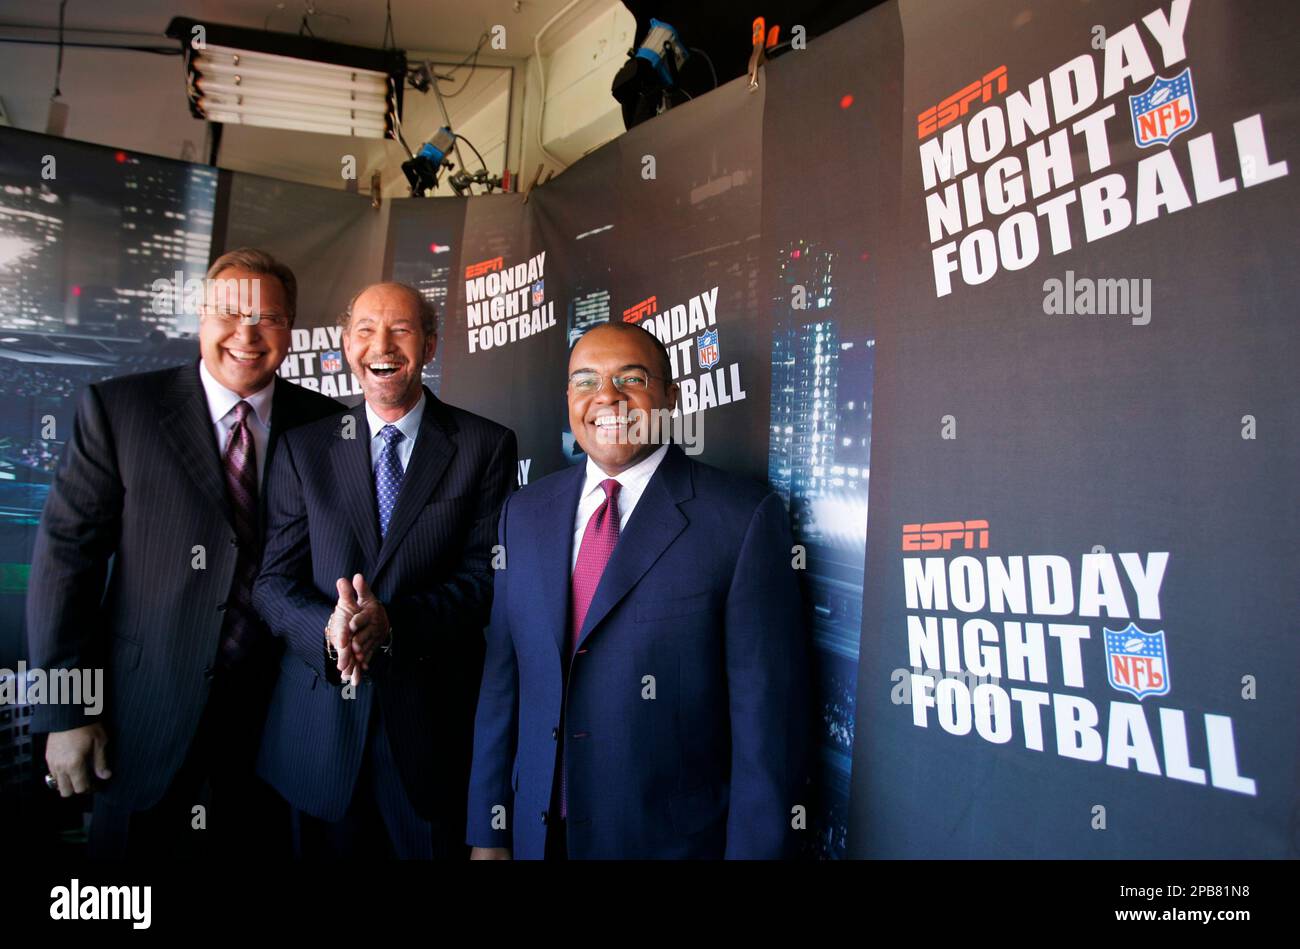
[252,282,517,859]
[468,321,809,859]
[27,247,341,857]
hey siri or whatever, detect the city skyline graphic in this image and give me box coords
[769,238,874,859]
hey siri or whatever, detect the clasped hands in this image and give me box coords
[326,573,390,687]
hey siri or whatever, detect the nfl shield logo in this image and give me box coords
[1104,622,1171,700]
[532,280,545,306]
[321,350,342,373]
[696,328,720,369]
[1129,67,1197,148]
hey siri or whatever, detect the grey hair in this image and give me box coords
[205,247,298,323]
[339,282,438,339]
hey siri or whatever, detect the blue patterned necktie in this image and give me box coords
[374,424,406,539]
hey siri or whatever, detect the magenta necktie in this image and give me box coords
[217,400,261,670]
[562,478,621,817]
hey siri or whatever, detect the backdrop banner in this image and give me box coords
[847,0,1299,858]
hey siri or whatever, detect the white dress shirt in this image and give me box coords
[571,444,670,573]
[199,359,273,489]
[366,392,425,473]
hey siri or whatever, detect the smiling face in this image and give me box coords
[342,283,436,421]
[567,324,678,475]
[198,267,292,397]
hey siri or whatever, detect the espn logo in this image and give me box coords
[465,256,504,279]
[901,520,989,551]
[623,295,657,323]
[916,66,1007,140]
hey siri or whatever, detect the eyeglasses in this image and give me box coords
[200,306,291,330]
[567,369,664,394]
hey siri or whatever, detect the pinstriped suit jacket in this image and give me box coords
[25,360,341,811]
[252,387,517,825]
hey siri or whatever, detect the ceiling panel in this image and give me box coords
[0,0,576,54]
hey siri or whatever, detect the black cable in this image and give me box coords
[689,47,718,89]
[436,32,489,98]
[456,132,489,172]
[0,38,178,54]
[443,32,490,72]
[383,0,395,48]
[52,0,69,99]
[438,55,479,97]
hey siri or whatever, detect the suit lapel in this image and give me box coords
[372,390,455,580]
[158,362,232,526]
[264,377,295,475]
[262,377,300,528]
[536,465,587,658]
[575,446,692,653]
[332,406,381,566]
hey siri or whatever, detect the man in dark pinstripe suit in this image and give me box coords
[253,282,517,859]
[27,248,341,857]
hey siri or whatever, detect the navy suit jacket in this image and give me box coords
[467,445,809,859]
[25,361,340,810]
[253,388,516,825]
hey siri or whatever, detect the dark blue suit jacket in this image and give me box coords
[253,388,516,826]
[467,445,809,858]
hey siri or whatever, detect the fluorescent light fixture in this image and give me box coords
[166,17,406,139]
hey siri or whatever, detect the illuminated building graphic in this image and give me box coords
[115,157,216,335]
[0,184,65,331]
[769,238,875,859]
[0,133,215,533]
[565,223,614,346]
[389,221,456,394]
[567,288,610,346]
[0,146,216,337]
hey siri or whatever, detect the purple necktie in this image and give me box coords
[217,400,261,669]
[562,478,621,817]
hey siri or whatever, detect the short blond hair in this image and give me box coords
[206,247,298,323]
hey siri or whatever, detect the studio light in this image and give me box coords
[165,17,406,140]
